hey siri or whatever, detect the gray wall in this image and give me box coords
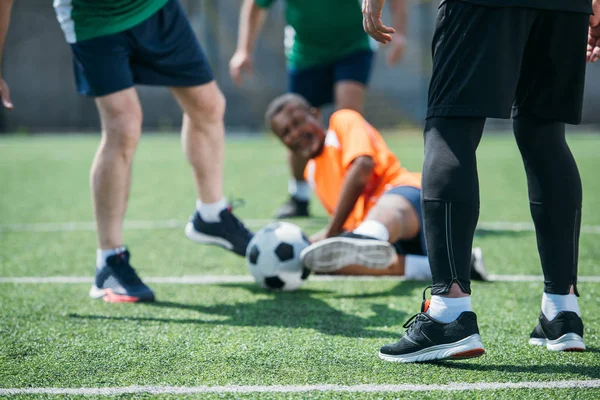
[1,0,599,133]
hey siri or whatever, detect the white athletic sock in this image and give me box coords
[197,197,228,223]
[427,295,472,323]
[352,220,390,241]
[288,179,311,201]
[96,246,126,268]
[404,255,432,280]
[541,292,581,321]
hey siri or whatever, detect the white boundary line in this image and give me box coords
[1,274,599,284]
[1,380,599,395]
[1,219,600,234]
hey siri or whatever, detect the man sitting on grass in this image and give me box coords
[265,93,488,280]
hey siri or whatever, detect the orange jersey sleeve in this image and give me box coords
[329,110,379,169]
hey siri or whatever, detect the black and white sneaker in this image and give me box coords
[470,247,489,282]
[300,232,396,273]
[379,287,485,363]
[529,311,585,351]
[275,196,310,219]
[89,249,155,303]
[185,207,254,257]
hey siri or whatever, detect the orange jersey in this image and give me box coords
[305,110,421,231]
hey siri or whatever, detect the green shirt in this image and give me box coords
[53,0,169,43]
[255,0,374,70]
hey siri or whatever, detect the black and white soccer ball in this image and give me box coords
[246,222,311,291]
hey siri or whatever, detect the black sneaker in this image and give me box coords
[470,247,489,282]
[275,196,310,219]
[379,287,485,363]
[300,232,396,273]
[185,207,253,257]
[529,311,585,351]
[89,249,155,303]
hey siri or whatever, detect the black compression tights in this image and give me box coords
[422,116,581,296]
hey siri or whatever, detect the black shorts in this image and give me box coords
[288,50,374,108]
[427,0,589,124]
[70,0,213,97]
[385,186,427,257]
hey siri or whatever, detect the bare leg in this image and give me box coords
[364,194,421,243]
[92,88,143,249]
[331,255,406,276]
[334,80,367,113]
[170,81,225,203]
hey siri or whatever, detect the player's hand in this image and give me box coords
[386,33,406,66]
[229,50,254,86]
[588,1,600,62]
[0,78,13,109]
[362,0,395,44]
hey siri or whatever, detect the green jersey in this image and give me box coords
[53,0,169,43]
[255,0,374,70]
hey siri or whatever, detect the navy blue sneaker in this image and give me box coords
[300,232,396,273]
[529,311,585,351]
[185,207,253,257]
[379,287,485,363]
[275,196,310,219]
[89,249,155,303]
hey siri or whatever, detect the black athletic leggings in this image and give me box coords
[422,115,581,296]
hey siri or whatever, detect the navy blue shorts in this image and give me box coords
[70,0,213,97]
[288,49,374,108]
[385,186,427,256]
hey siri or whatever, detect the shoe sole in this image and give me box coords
[528,333,586,352]
[89,286,155,303]
[378,334,485,363]
[185,222,234,251]
[300,237,396,273]
[470,247,489,282]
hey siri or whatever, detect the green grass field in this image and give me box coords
[1,132,599,398]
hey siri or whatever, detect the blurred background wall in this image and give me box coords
[1,0,599,133]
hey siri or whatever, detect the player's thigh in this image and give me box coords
[128,0,214,89]
[513,11,589,124]
[428,1,535,119]
[70,33,134,97]
[333,49,374,112]
[288,63,334,108]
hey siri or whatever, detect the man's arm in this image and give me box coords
[588,0,600,63]
[325,156,375,238]
[0,0,14,109]
[386,0,407,66]
[229,0,269,85]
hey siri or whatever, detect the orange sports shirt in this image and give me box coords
[305,110,421,231]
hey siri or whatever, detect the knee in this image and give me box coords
[187,86,226,125]
[422,118,483,201]
[102,109,143,161]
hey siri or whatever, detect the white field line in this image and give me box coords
[1,380,600,395]
[1,274,599,284]
[1,219,600,234]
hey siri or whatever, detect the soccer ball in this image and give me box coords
[246,222,311,291]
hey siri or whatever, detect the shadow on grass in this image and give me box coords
[437,359,600,379]
[69,283,406,339]
[330,280,426,300]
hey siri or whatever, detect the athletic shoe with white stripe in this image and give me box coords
[378,287,485,363]
[185,207,253,257]
[529,311,585,351]
[300,232,396,273]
